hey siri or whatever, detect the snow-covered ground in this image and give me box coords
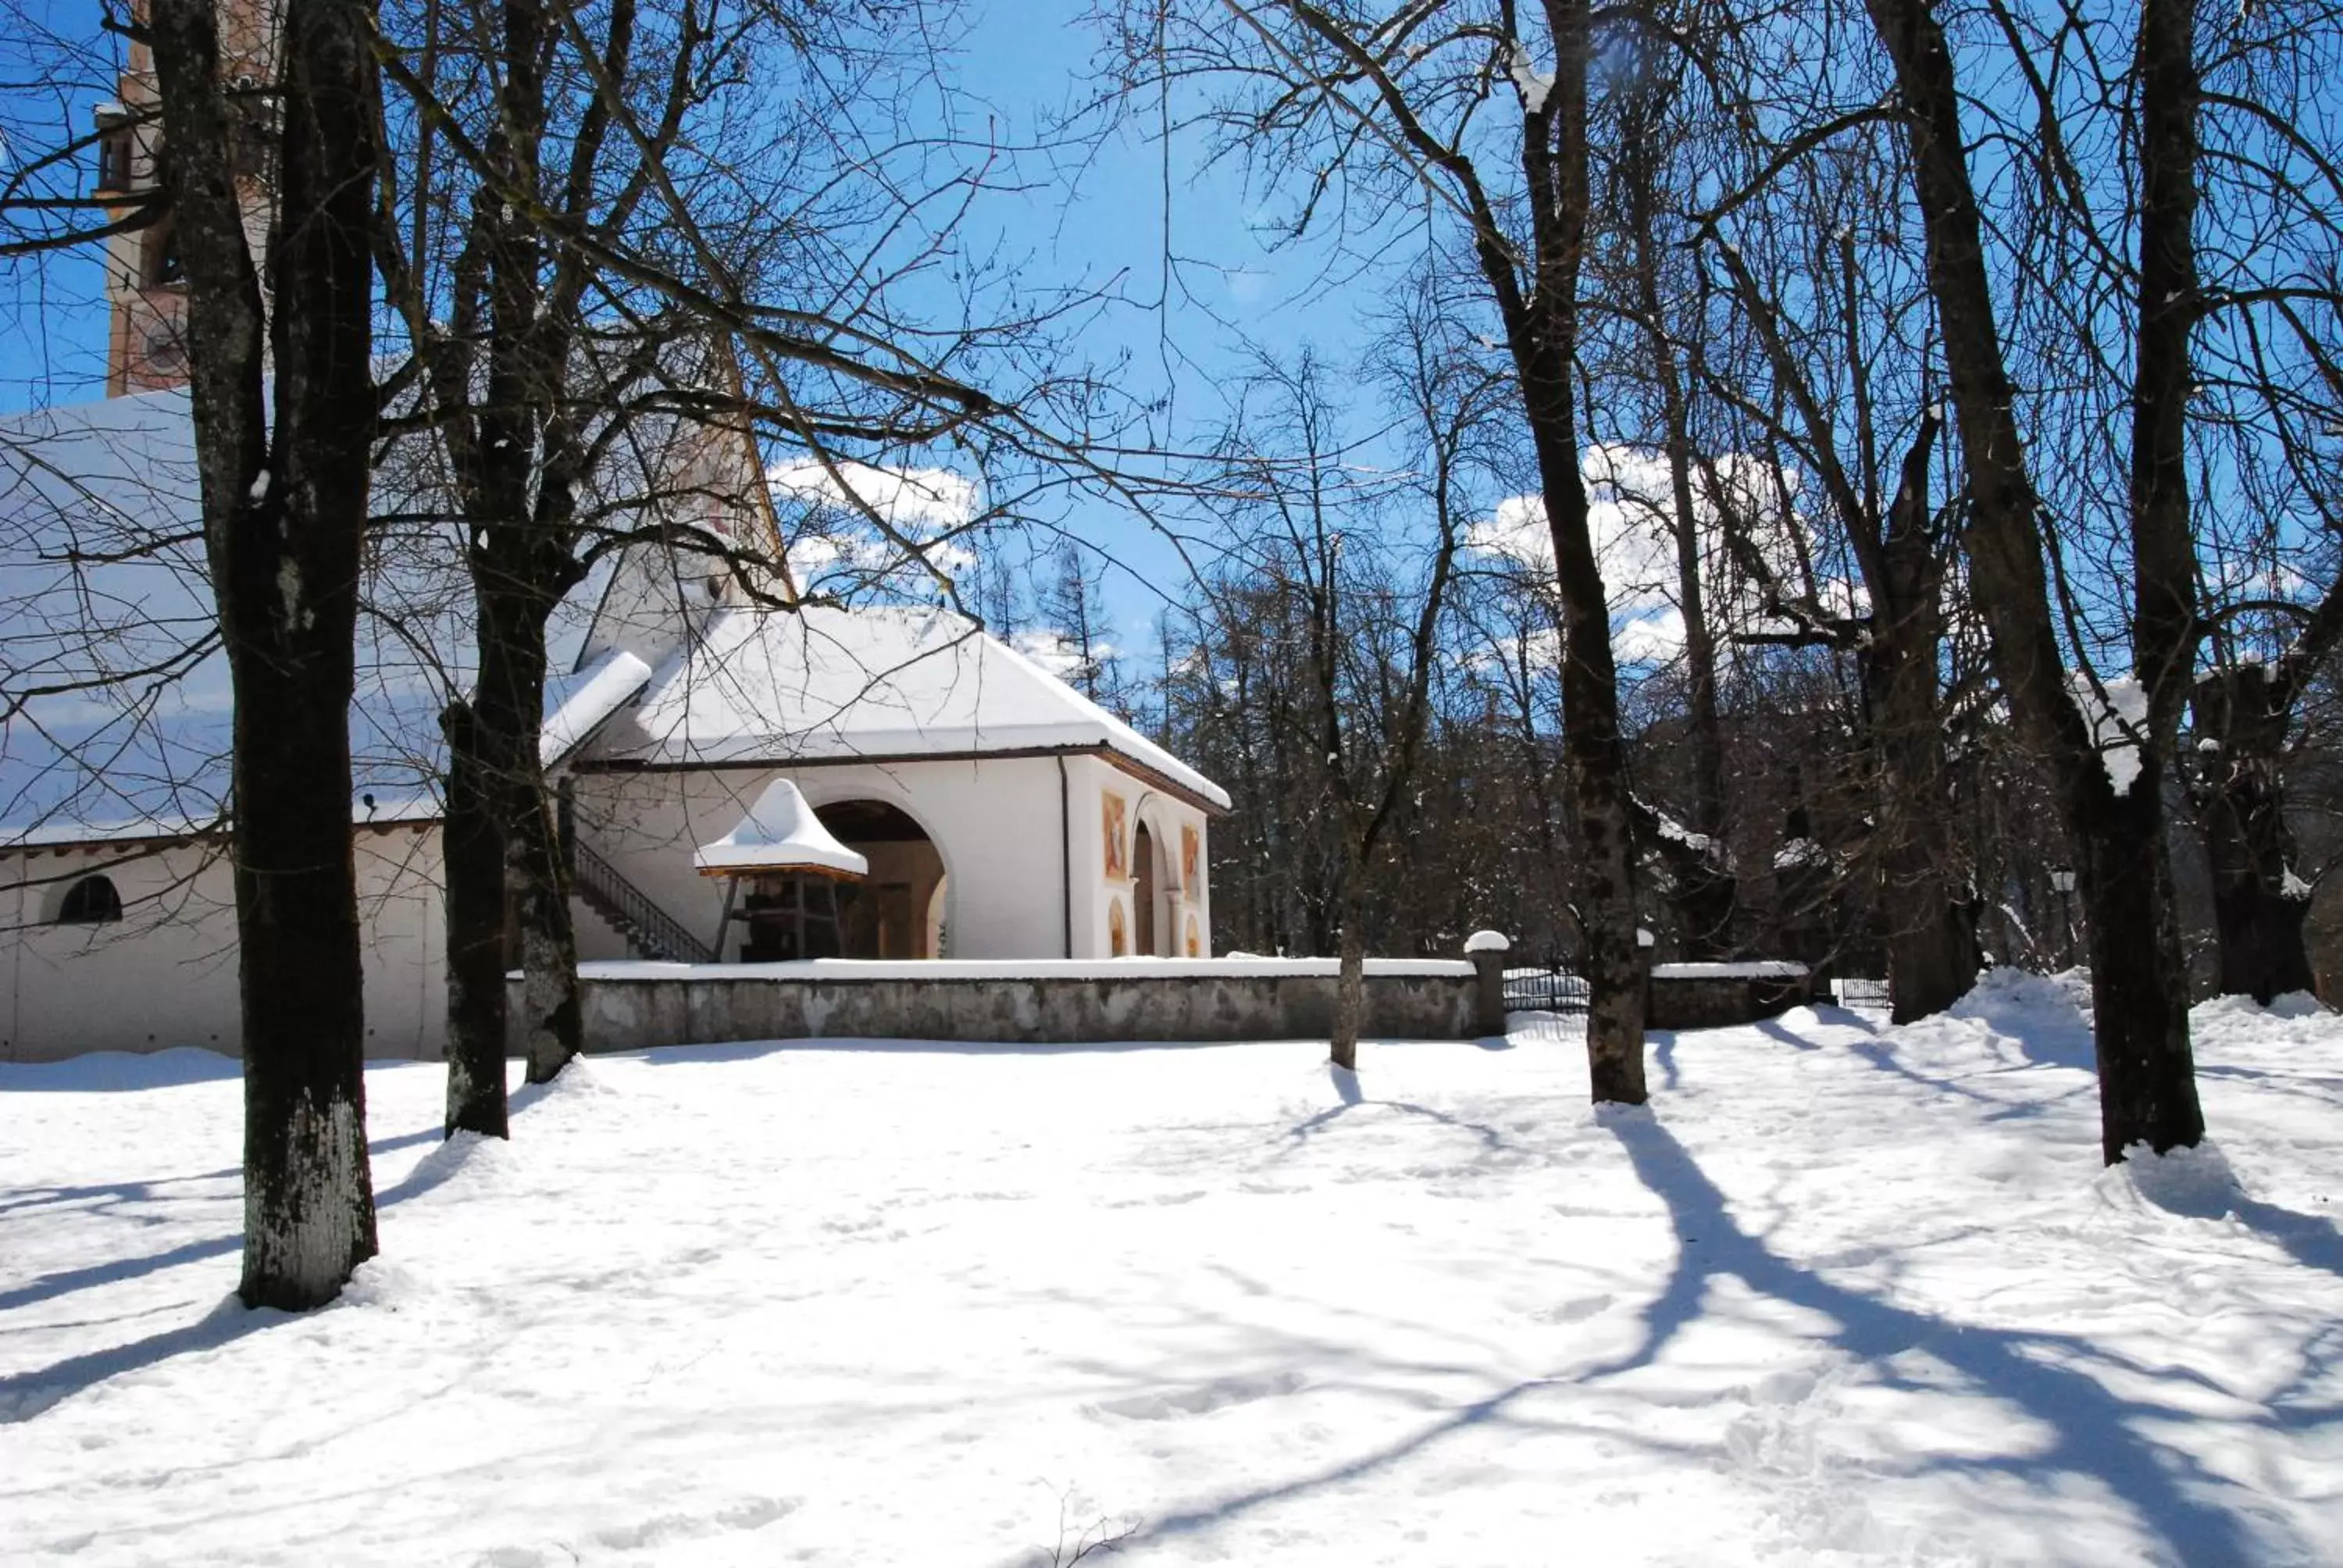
[4,973,2338,1566]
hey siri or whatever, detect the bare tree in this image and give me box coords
[1036,540,1125,708]
[1126,0,1662,1101]
[1854,0,2209,1157]
[1207,311,1491,1067]
[372,0,1121,1126]
[148,0,383,1305]
[1693,140,1983,1020]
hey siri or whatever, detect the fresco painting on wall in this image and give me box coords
[1109,897,1129,957]
[1102,791,1128,879]
[1181,825,1200,890]
[1185,914,1200,957]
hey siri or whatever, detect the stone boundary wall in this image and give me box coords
[514,952,1813,1053]
[1646,962,1813,1031]
[527,957,1500,1053]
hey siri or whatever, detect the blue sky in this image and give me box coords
[0,1,1391,658]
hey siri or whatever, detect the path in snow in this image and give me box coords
[2,973,2339,1565]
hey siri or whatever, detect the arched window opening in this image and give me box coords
[1133,821,1158,956]
[56,875,123,925]
[141,222,184,288]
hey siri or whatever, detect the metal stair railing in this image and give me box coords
[572,839,717,965]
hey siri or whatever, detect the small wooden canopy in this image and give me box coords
[693,779,868,880]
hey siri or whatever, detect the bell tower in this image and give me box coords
[93,2,280,397]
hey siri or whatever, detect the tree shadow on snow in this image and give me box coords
[1120,1112,2300,1563]
[0,1231,241,1317]
[1749,1017,1824,1053]
[1584,1110,2288,1563]
[0,1123,445,1317]
[1280,1068,1519,1162]
[0,1293,284,1424]
[625,1037,1275,1067]
[2125,1164,2343,1283]
[1649,1030,1681,1092]
[2224,1196,2343,1280]
[1756,1008,2083,1121]
[0,1049,243,1092]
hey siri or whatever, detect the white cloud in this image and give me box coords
[769,461,982,599]
[1471,444,1862,667]
[767,461,980,533]
[1010,629,1115,679]
[1613,607,1689,665]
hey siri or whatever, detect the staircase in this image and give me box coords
[571,839,717,964]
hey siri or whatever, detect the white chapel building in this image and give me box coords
[0,387,1229,1065]
[2,11,1229,1064]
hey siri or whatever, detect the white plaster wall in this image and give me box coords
[2,824,449,1064]
[569,755,1078,964]
[1067,755,1214,960]
[571,896,635,962]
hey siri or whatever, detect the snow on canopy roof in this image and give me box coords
[607,604,1232,810]
[693,777,868,878]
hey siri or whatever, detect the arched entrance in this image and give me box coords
[814,799,947,960]
[729,796,947,961]
[1134,821,1159,956]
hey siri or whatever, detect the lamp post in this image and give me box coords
[2049,866,2077,971]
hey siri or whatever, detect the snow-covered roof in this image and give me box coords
[0,389,694,843]
[2,390,1231,849]
[693,777,868,878]
[0,792,440,851]
[541,650,654,768]
[601,604,1232,811]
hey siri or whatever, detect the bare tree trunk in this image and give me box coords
[152,0,381,1306]
[1869,654,1979,1021]
[1525,2,1648,1105]
[1329,853,1366,1072]
[1536,425,1649,1101]
[2078,780,2201,1156]
[2191,665,2316,1002]
[440,700,509,1136]
[1863,0,2203,1158]
[1623,94,1733,961]
[515,743,582,1083]
[1867,420,1977,1021]
[1706,237,1976,1017]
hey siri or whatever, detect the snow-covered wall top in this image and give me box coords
[576,957,1471,982]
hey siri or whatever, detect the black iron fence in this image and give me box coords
[1503,968,1591,1014]
[1503,970,1887,1015]
[1831,977,1891,1010]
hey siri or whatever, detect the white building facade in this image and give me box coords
[0,394,1229,1064]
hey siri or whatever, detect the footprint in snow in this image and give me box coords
[590,1495,801,1550]
[1539,1292,1614,1324]
[1107,1188,1207,1207]
[1091,1370,1308,1420]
